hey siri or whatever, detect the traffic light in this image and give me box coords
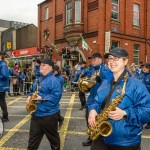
[62,47,71,59]
[65,47,71,58]
[62,48,67,55]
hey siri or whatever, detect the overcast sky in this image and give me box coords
[0,0,44,26]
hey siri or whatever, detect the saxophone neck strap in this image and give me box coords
[101,70,127,110]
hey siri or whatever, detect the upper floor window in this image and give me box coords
[45,7,49,20]
[75,0,81,23]
[111,0,119,20]
[133,44,140,65]
[66,2,72,25]
[133,4,140,26]
[111,41,119,49]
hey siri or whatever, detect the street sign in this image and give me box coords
[7,42,11,49]
[105,31,111,53]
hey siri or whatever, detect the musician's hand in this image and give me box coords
[88,110,98,127]
[108,107,125,120]
[34,95,42,103]
[26,96,31,106]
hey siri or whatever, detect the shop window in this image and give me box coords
[45,7,49,20]
[75,0,81,23]
[66,2,72,25]
[133,4,140,26]
[133,44,140,65]
[111,0,119,20]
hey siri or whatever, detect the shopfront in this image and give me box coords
[7,47,43,69]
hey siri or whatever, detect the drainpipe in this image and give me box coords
[145,0,148,62]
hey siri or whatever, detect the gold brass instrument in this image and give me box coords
[26,84,38,113]
[87,74,129,140]
[78,70,99,92]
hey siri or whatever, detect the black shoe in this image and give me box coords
[145,123,150,129]
[82,139,92,146]
[59,117,64,128]
[1,118,9,122]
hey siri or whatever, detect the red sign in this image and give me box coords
[11,47,40,57]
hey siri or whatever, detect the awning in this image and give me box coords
[10,47,41,58]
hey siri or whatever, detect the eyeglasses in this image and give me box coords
[107,57,119,62]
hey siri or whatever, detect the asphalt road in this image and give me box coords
[0,92,149,150]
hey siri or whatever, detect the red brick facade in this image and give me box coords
[38,0,150,67]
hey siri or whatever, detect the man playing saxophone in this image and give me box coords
[88,47,150,150]
[82,52,113,146]
[26,58,62,150]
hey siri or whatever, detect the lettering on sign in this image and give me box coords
[105,31,111,53]
[20,50,28,55]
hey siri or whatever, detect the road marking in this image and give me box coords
[0,147,26,150]
[0,115,31,147]
[142,135,150,138]
[7,106,80,110]
[7,106,25,108]
[61,102,80,104]
[7,97,22,106]
[6,115,26,117]
[59,93,76,150]
[4,129,150,139]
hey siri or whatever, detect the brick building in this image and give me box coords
[38,0,150,67]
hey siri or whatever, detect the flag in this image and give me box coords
[47,38,59,51]
[80,35,92,52]
[51,43,59,51]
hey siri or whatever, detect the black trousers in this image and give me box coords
[79,90,86,107]
[27,113,60,150]
[0,92,8,118]
[91,138,141,150]
[58,109,64,122]
[85,106,89,126]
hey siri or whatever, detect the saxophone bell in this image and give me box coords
[99,121,112,137]
[26,81,39,113]
[26,103,37,113]
[78,70,99,92]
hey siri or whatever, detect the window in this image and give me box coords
[133,4,140,26]
[45,7,49,20]
[111,0,119,20]
[111,41,119,49]
[133,44,140,65]
[75,0,81,23]
[66,2,72,25]
[2,43,5,51]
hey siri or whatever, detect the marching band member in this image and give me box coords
[26,58,62,150]
[53,65,64,128]
[0,52,10,122]
[82,52,113,146]
[140,63,150,129]
[33,58,42,80]
[88,47,150,150]
[72,61,90,110]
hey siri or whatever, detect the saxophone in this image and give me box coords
[78,70,99,92]
[87,74,129,140]
[26,84,38,113]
